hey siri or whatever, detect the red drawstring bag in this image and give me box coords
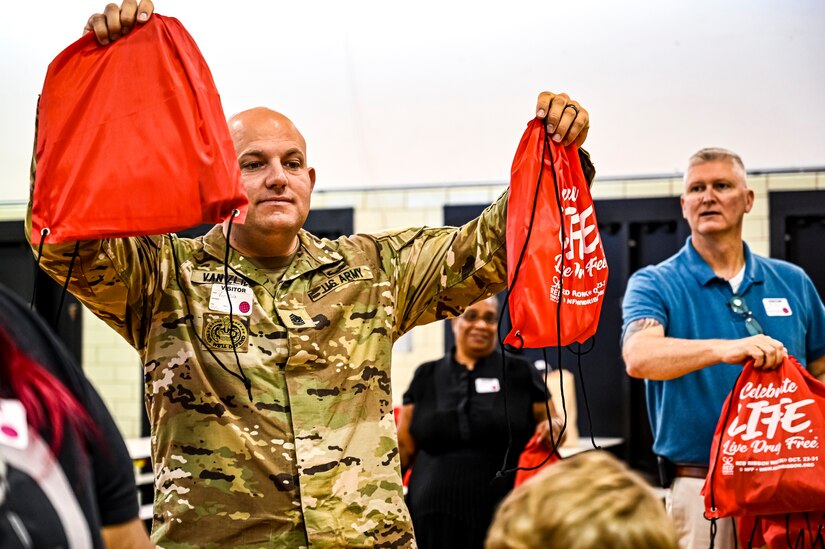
[702,356,825,520]
[513,431,561,487]
[738,512,825,548]
[503,119,607,348]
[32,14,247,245]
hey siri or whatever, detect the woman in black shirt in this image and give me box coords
[398,296,564,549]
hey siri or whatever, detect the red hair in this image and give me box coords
[0,327,96,454]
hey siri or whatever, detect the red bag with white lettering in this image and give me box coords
[702,356,825,519]
[503,119,607,348]
[738,511,825,548]
[31,14,247,245]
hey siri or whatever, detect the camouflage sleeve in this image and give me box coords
[376,148,594,337]
[372,190,509,337]
[25,124,159,351]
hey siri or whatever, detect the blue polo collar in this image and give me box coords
[682,237,764,293]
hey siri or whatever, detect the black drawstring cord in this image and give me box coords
[814,512,825,548]
[747,515,759,548]
[567,339,599,448]
[540,345,568,459]
[53,241,80,328]
[168,227,253,399]
[224,210,253,401]
[494,123,551,478]
[30,228,50,309]
[805,512,815,548]
[495,124,571,477]
[706,367,745,546]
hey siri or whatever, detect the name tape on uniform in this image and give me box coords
[308,266,372,302]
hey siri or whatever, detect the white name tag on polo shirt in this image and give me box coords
[475,378,501,394]
[209,284,254,317]
[0,399,29,450]
[763,298,792,317]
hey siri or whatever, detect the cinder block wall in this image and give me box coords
[3,170,821,438]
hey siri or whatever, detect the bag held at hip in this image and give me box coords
[703,356,825,519]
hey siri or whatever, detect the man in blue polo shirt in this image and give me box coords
[621,147,825,549]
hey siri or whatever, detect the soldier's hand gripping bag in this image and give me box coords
[702,356,825,519]
[31,15,247,245]
[503,118,607,348]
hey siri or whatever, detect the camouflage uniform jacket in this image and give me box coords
[29,189,511,548]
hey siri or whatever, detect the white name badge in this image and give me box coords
[475,378,501,394]
[209,284,254,317]
[0,399,29,450]
[763,298,792,317]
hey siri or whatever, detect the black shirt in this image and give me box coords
[0,285,139,548]
[402,349,547,548]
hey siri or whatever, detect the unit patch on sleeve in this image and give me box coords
[307,266,373,301]
[202,313,249,352]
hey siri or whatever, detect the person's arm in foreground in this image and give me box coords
[397,404,416,473]
[622,318,788,381]
[532,401,567,448]
[102,518,155,549]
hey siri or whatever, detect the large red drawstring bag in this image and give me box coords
[503,119,607,348]
[513,431,561,487]
[738,512,825,548]
[32,14,247,245]
[702,356,825,521]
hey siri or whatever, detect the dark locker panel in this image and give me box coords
[0,221,83,362]
[175,207,354,241]
[769,190,825,301]
[305,207,354,240]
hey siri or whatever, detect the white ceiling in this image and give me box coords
[1,0,823,202]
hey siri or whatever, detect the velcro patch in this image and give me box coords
[202,313,249,352]
[280,308,317,329]
[308,266,373,302]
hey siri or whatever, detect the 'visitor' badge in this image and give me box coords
[210,284,254,316]
[0,399,29,450]
[763,298,792,317]
[475,378,501,394]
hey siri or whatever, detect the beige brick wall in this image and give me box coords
[81,308,143,438]
[3,169,821,429]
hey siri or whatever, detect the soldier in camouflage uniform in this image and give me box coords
[29,2,593,547]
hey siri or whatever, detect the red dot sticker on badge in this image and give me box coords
[1,425,18,438]
[239,301,251,314]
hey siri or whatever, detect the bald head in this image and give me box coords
[228,107,307,157]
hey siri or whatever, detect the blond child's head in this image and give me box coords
[486,450,679,549]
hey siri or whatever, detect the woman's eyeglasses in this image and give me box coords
[728,295,764,336]
[461,310,499,325]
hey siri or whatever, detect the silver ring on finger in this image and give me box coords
[564,103,580,116]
